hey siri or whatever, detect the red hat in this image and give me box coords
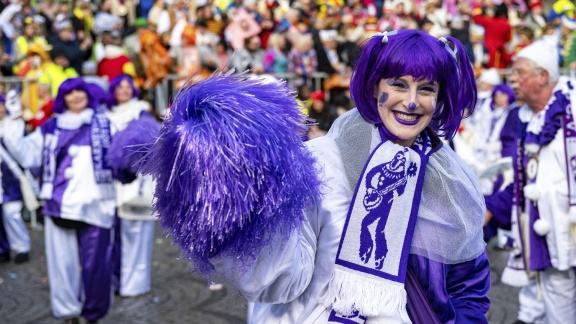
[310,90,326,102]
[529,1,542,10]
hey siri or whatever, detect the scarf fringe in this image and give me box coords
[321,267,410,321]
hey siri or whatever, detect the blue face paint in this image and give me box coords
[378,92,388,106]
[408,102,416,110]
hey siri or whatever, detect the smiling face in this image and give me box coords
[64,90,88,114]
[376,75,438,147]
[115,80,134,105]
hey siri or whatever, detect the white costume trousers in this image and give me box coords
[540,267,576,323]
[518,278,545,324]
[45,217,82,318]
[119,218,155,297]
[2,201,30,253]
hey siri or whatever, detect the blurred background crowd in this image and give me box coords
[0,0,574,139]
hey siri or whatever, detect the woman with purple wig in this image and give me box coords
[3,78,117,323]
[105,74,158,298]
[142,30,490,323]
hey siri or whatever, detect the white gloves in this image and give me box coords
[5,89,21,118]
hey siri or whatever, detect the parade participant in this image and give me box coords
[105,74,158,297]
[3,78,116,324]
[0,93,31,264]
[143,30,490,322]
[485,40,576,323]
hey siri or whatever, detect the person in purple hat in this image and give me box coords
[0,92,31,264]
[3,78,116,324]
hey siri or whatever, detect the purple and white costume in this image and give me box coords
[0,118,30,257]
[211,110,490,323]
[107,98,156,297]
[487,76,576,323]
[4,107,116,322]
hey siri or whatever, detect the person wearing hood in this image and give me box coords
[40,48,79,98]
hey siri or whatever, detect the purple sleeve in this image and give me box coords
[408,253,490,323]
[485,183,513,228]
[446,252,491,323]
[500,107,519,158]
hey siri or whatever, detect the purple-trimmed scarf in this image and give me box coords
[40,108,113,199]
[321,128,432,320]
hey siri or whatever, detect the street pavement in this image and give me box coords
[0,223,519,324]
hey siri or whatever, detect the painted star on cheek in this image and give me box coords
[378,92,388,106]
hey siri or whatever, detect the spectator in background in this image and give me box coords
[175,24,201,86]
[470,24,489,76]
[264,32,288,74]
[195,18,220,59]
[511,25,535,55]
[230,35,265,74]
[317,29,343,74]
[41,48,79,97]
[97,34,136,82]
[20,43,53,119]
[287,35,317,87]
[26,82,54,129]
[124,18,149,62]
[525,1,547,38]
[49,20,93,74]
[377,2,402,31]
[258,5,277,50]
[147,0,166,31]
[561,16,576,69]
[214,40,231,72]
[307,90,337,139]
[82,60,109,91]
[71,0,94,43]
[473,2,512,69]
[13,17,45,66]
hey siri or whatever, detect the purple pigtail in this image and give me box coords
[140,72,322,277]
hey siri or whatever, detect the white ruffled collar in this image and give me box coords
[106,99,149,131]
[519,76,573,135]
[57,108,94,129]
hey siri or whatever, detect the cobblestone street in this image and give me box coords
[0,223,519,324]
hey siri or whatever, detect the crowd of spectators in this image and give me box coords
[0,0,575,134]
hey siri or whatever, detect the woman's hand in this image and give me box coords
[484,210,493,226]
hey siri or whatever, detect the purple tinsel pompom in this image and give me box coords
[108,113,161,175]
[140,72,322,276]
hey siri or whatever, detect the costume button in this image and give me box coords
[68,145,79,157]
[64,167,74,180]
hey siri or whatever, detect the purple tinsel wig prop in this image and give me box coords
[54,78,99,114]
[107,113,161,176]
[106,74,139,108]
[490,84,516,110]
[140,72,322,276]
[350,30,477,140]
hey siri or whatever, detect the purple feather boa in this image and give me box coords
[140,72,322,276]
[107,113,161,175]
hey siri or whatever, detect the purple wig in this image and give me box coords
[140,72,322,277]
[350,30,477,139]
[490,84,516,110]
[54,78,99,114]
[106,74,139,108]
